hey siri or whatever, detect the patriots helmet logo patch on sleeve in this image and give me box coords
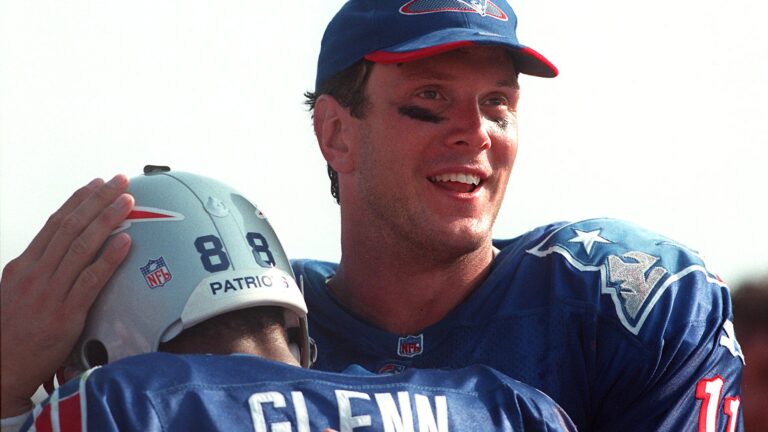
[527,219,727,335]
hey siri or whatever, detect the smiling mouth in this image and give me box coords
[428,173,482,193]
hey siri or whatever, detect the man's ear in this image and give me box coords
[313,95,356,174]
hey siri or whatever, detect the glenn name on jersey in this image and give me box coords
[23,354,575,431]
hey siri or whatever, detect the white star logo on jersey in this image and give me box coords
[567,229,612,255]
[719,319,745,364]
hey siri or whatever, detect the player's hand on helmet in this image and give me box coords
[0,175,133,417]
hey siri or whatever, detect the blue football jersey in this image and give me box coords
[22,353,575,431]
[294,218,745,432]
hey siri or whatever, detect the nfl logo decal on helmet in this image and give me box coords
[397,334,424,358]
[140,257,173,289]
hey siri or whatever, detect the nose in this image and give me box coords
[444,101,492,150]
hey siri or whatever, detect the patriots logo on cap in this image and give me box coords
[400,0,508,21]
[112,206,185,234]
[397,334,424,358]
[140,257,172,289]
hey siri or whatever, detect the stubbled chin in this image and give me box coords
[433,212,493,243]
[428,225,492,259]
[420,185,500,243]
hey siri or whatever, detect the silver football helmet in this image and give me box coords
[72,167,312,369]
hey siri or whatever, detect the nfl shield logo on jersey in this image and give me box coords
[397,334,424,358]
[140,257,173,289]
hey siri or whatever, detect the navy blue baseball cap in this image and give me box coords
[315,0,558,89]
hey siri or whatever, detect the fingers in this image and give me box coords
[19,178,105,264]
[52,191,135,296]
[66,232,132,314]
[38,175,130,298]
[0,173,134,416]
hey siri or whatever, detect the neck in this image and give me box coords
[329,229,495,335]
[213,330,300,366]
[160,321,300,367]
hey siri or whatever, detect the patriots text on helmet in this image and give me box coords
[209,274,291,295]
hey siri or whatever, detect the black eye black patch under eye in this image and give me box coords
[398,106,446,124]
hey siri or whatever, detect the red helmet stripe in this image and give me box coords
[127,209,177,220]
[112,206,185,234]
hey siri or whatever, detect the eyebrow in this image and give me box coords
[496,79,520,90]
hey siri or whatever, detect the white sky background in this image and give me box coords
[1,0,766,287]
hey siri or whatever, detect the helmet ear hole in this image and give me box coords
[83,340,109,368]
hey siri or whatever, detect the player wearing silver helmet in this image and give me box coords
[6,168,576,432]
[67,167,313,371]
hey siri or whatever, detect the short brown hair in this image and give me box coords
[159,306,286,355]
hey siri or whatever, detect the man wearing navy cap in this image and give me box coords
[295,1,745,431]
[1,1,746,431]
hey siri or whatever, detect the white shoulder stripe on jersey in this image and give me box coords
[49,388,61,432]
[79,368,98,432]
[27,366,100,432]
[28,402,43,432]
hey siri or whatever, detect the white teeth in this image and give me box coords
[430,173,481,186]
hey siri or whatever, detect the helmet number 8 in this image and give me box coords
[246,232,276,267]
[194,233,275,273]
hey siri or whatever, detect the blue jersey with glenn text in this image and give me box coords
[294,218,745,432]
[22,353,575,431]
